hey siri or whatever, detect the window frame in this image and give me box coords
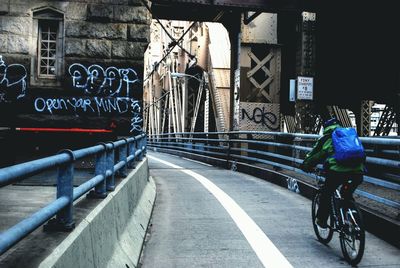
[37,20,59,79]
[31,7,65,87]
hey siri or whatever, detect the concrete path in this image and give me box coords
[140,152,400,268]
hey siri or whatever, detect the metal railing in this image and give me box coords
[148,131,400,210]
[0,133,147,255]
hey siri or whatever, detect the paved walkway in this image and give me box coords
[140,152,400,268]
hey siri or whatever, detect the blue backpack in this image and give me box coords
[332,127,366,165]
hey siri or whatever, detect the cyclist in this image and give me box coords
[300,118,365,228]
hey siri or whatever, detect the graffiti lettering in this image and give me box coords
[34,97,137,116]
[130,99,142,132]
[34,98,68,113]
[241,107,279,130]
[0,55,27,102]
[130,115,143,132]
[68,63,139,97]
[287,178,300,193]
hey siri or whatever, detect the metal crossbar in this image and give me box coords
[0,134,147,255]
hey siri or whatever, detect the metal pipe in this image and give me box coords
[117,140,128,177]
[151,131,400,146]
[229,139,312,152]
[360,137,400,145]
[127,155,135,163]
[113,139,126,148]
[148,144,226,157]
[230,147,302,163]
[355,190,400,209]
[73,145,104,160]
[114,161,126,172]
[366,156,400,169]
[128,137,136,169]
[94,145,107,196]
[135,149,143,157]
[0,196,69,255]
[55,150,75,229]
[0,154,70,187]
[73,175,104,201]
[106,143,115,191]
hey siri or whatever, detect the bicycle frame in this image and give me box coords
[330,185,360,235]
[330,189,345,231]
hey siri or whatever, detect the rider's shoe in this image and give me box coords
[315,218,328,228]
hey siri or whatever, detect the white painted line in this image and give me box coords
[182,157,213,167]
[148,155,293,268]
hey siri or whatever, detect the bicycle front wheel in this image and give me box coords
[340,202,365,266]
[312,192,334,244]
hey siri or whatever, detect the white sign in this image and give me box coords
[289,79,296,102]
[297,76,313,100]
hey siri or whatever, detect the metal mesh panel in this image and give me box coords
[239,102,280,138]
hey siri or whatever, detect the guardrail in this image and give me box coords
[0,133,147,255]
[147,131,400,210]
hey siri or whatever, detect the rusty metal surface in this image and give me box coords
[241,13,277,44]
[214,0,273,8]
[207,23,230,69]
[150,0,314,11]
[151,0,266,7]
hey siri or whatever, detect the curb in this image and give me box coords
[39,158,156,268]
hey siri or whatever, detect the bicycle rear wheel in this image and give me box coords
[340,202,365,266]
[312,192,334,244]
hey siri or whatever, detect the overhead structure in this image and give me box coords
[150,0,317,22]
[143,21,229,135]
[147,0,399,136]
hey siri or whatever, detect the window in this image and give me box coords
[38,21,58,78]
[31,7,64,86]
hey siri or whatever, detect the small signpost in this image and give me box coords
[297,76,313,100]
[289,79,296,102]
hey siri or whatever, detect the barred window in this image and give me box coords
[38,21,58,78]
[32,7,64,85]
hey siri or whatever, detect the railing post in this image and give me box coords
[44,150,75,232]
[128,137,136,169]
[106,142,115,191]
[143,134,147,156]
[138,134,144,161]
[226,132,231,169]
[87,143,108,198]
[117,139,128,177]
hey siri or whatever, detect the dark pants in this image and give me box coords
[317,171,363,223]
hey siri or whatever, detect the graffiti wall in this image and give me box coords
[0,56,27,103]
[239,102,280,132]
[0,56,143,134]
[68,63,139,97]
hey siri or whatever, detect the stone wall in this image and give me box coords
[0,1,151,163]
[0,0,151,83]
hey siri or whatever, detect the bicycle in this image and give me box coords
[311,171,365,266]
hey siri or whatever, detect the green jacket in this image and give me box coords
[302,124,364,173]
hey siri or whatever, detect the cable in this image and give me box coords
[143,21,197,83]
[140,0,195,58]
[144,91,170,111]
